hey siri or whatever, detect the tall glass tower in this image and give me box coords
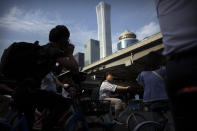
[96,2,112,58]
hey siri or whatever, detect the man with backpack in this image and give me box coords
[0,25,78,130]
[136,52,168,103]
[136,52,169,122]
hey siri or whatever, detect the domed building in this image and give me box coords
[117,29,138,50]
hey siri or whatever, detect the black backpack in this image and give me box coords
[1,41,64,82]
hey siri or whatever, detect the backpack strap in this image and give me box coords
[152,71,164,82]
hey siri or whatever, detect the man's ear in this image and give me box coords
[106,75,108,80]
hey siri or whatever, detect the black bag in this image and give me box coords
[1,41,64,82]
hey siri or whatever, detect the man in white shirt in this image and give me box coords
[99,72,130,122]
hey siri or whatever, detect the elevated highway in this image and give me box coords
[82,33,164,93]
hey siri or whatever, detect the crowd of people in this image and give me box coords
[0,0,197,131]
[0,25,79,130]
[100,1,197,130]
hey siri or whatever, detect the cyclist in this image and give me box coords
[136,52,168,103]
[0,25,78,131]
[99,72,130,123]
[136,52,168,122]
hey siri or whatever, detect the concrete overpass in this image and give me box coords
[82,33,164,91]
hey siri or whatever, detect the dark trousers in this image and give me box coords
[14,89,71,131]
[166,50,197,131]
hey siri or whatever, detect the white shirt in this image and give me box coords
[62,84,71,98]
[99,80,117,100]
[41,72,57,93]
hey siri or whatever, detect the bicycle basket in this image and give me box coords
[80,100,111,116]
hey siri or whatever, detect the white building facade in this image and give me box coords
[96,2,112,58]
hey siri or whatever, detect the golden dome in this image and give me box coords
[119,29,136,40]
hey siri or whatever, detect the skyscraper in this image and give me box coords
[84,39,100,66]
[74,52,84,71]
[96,1,112,58]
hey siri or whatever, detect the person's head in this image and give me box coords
[49,25,70,50]
[144,51,165,71]
[105,72,114,82]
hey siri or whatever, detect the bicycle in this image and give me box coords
[0,95,29,131]
[0,92,76,131]
[126,99,146,131]
[32,105,74,131]
[63,88,147,131]
[110,93,146,131]
[133,101,175,131]
[62,88,115,131]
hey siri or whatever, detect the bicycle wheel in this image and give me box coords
[62,115,79,131]
[88,116,107,131]
[160,122,174,131]
[127,113,146,131]
[133,121,162,131]
[62,114,90,131]
[63,115,110,131]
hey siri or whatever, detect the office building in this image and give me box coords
[74,52,84,71]
[84,39,100,66]
[96,1,112,58]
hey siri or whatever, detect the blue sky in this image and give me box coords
[0,0,160,57]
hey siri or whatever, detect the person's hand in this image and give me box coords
[55,79,64,87]
[127,86,131,90]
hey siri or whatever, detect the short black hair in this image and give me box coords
[144,51,165,71]
[105,72,114,79]
[49,25,70,42]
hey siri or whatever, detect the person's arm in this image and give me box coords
[116,85,129,90]
[55,78,64,88]
[136,73,144,87]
